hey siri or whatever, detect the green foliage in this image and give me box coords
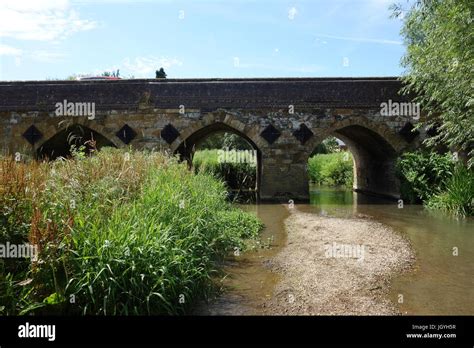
[199,132,252,150]
[155,68,167,78]
[102,70,120,78]
[0,149,262,315]
[397,150,473,216]
[308,152,353,187]
[193,150,257,198]
[312,137,341,155]
[427,165,474,217]
[396,151,455,203]
[393,0,474,167]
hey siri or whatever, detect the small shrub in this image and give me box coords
[396,151,454,203]
[308,152,353,188]
[427,165,474,217]
[193,149,257,196]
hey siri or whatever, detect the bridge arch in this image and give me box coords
[36,122,118,160]
[304,117,409,198]
[172,116,263,197]
[170,113,264,154]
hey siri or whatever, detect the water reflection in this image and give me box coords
[306,185,474,315]
[200,186,474,315]
[308,184,395,218]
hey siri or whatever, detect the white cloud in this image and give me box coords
[122,56,183,77]
[0,44,67,64]
[0,0,97,41]
[0,44,22,56]
[288,7,298,20]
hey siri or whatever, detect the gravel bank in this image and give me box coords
[263,209,415,315]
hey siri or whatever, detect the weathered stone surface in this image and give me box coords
[0,78,423,201]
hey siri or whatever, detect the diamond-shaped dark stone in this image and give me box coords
[399,122,420,143]
[161,124,180,144]
[22,125,43,145]
[116,124,136,144]
[293,123,313,145]
[260,124,281,144]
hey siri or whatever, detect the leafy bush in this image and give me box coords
[311,137,340,155]
[199,132,252,150]
[308,152,353,187]
[396,151,454,203]
[396,150,473,217]
[394,0,474,168]
[427,165,474,217]
[193,149,257,196]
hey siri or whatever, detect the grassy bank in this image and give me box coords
[308,152,353,188]
[194,149,355,191]
[0,148,262,315]
[396,151,474,217]
[193,149,257,197]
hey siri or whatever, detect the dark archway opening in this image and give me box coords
[176,123,261,202]
[37,125,116,160]
[334,125,398,198]
[308,125,399,201]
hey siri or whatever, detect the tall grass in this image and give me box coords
[396,150,473,217]
[427,165,474,217]
[193,149,257,198]
[0,148,262,315]
[308,152,353,188]
[396,151,454,203]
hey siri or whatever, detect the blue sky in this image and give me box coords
[0,0,407,80]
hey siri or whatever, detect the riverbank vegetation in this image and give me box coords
[193,149,257,198]
[307,137,354,188]
[308,152,353,188]
[397,150,474,217]
[393,0,473,217]
[192,132,258,201]
[0,148,262,315]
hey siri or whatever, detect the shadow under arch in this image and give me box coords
[308,124,402,199]
[175,122,262,198]
[37,124,117,160]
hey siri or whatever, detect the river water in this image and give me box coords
[198,186,474,315]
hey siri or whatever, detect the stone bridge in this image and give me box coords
[0,77,424,201]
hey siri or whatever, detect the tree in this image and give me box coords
[199,132,252,150]
[392,0,474,168]
[102,70,120,78]
[156,68,167,79]
[312,136,340,155]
